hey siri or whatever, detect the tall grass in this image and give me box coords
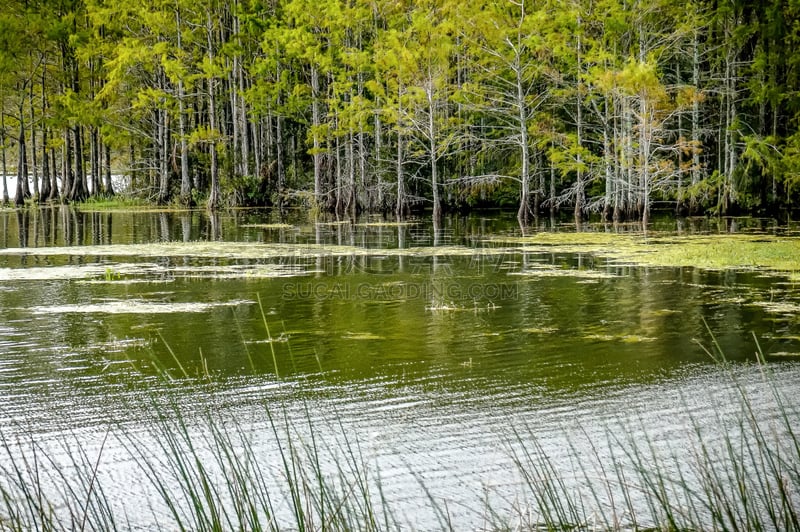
[1,350,798,530]
[493,336,800,531]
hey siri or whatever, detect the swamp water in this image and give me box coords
[0,207,798,529]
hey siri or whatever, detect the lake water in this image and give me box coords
[0,206,798,528]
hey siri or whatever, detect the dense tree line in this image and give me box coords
[1,0,799,222]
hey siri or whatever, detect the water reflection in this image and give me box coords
[1,207,794,252]
[0,209,795,384]
[0,207,797,383]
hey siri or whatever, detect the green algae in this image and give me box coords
[1,232,798,280]
[341,332,384,340]
[497,232,800,274]
[0,263,152,281]
[425,301,500,312]
[511,265,618,280]
[768,351,800,357]
[240,223,296,230]
[749,301,800,314]
[0,241,512,260]
[75,197,157,210]
[0,264,118,281]
[354,221,420,227]
[522,326,559,334]
[28,299,253,315]
[630,235,800,271]
[0,261,308,282]
[583,332,658,343]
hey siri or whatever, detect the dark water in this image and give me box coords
[0,206,798,528]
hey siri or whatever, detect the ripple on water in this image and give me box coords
[1,356,798,529]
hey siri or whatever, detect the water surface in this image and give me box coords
[1,207,798,528]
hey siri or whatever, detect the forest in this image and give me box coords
[1,0,799,223]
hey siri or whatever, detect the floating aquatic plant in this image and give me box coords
[28,299,253,315]
[240,223,296,230]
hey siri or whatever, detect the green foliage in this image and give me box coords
[1,0,799,214]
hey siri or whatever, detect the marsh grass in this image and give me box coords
[497,363,800,531]
[1,340,798,531]
[0,427,117,531]
[119,399,387,531]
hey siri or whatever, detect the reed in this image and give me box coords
[0,344,797,531]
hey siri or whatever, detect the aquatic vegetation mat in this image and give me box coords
[354,221,420,227]
[240,223,296,229]
[0,264,145,281]
[28,299,253,315]
[750,301,800,315]
[0,241,506,260]
[0,260,311,282]
[494,232,800,273]
[510,265,619,280]
[1,233,798,284]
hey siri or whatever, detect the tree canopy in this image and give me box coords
[1,0,799,220]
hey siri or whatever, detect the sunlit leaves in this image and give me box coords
[2,0,799,212]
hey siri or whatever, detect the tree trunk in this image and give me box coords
[721,17,739,214]
[612,97,622,222]
[311,65,322,206]
[48,147,59,201]
[205,11,220,210]
[176,8,192,206]
[233,4,249,179]
[29,83,39,200]
[358,126,366,212]
[14,119,27,206]
[231,60,240,177]
[174,103,186,197]
[549,136,556,220]
[535,150,543,219]
[574,25,584,223]
[396,84,406,217]
[375,100,384,210]
[39,67,51,201]
[640,95,650,225]
[426,79,441,221]
[624,96,634,218]
[157,105,169,203]
[253,116,263,184]
[516,60,530,226]
[208,82,220,210]
[1,106,8,204]
[128,143,136,192]
[90,126,100,195]
[601,98,613,222]
[690,31,701,213]
[40,125,51,201]
[239,63,250,179]
[276,113,285,200]
[347,128,356,217]
[104,143,114,195]
[334,121,342,214]
[63,131,73,199]
[69,125,88,201]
